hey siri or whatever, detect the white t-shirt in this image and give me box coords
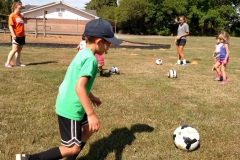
[79,40,86,50]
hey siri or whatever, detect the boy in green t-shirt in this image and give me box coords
[16,18,122,160]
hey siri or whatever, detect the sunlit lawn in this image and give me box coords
[0,36,240,159]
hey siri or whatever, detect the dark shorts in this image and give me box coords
[11,36,25,45]
[176,39,186,46]
[58,114,88,147]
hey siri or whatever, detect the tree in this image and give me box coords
[0,0,22,15]
[85,0,117,23]
[85,0,240,36]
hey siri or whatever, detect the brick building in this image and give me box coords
[22,1,98,34]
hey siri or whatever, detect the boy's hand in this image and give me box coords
[88,114,100,132]
[90,96,102,107]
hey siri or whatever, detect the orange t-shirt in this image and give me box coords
[8,13,25,37]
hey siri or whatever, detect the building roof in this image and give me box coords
[22,1,98,18]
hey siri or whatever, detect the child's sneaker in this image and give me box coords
[221,80,227,84]
[16,154,30,160]
[5,63,12,68]
[214,76,221,81]
[175,63,181,66]
[16,62,26,67]
[182,63,188,66]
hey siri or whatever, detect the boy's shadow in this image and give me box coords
[78,124,154,160]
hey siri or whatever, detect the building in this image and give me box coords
[22,1,98,34]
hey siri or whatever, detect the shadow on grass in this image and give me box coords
[102,72,112,77]
[78,124,154,160]
[27,61,58,66]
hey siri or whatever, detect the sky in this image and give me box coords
[21,0,91,9]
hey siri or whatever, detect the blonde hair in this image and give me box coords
[218,31,230,43]
[11,2,22,13]
[179,16,187,23]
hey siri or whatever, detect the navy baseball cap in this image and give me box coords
[84,18,122,46]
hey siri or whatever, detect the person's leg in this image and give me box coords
[221,64,227,83]
[214,62,222,81]
[16,115,83,160]
[66,114,93,160]
[15,45,23,65]
[65,125,94,160]
[176,45,181,65]
[28,144,80,160]
[211,58,217,71]
[98,64,104,76]
[178,45,187,65]
[6,44,18,67]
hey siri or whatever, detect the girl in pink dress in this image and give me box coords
[95,51,107,76]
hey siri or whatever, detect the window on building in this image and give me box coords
[56,8,65,12]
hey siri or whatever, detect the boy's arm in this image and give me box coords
[89,92,102,107]
[75,77,100,132]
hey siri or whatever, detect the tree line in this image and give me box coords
[86,0,240,36]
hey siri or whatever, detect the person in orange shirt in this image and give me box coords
[5,2,26,68]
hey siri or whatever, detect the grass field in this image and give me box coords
[1,36,240,160]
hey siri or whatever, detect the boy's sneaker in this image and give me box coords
[182,63,188,66]
[16,154,30,160]
[5,63,12,68]
[16,62,26,67]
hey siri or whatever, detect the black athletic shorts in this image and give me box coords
[176,39,186,46]
[11,36,25,45]
[58,114,88,147]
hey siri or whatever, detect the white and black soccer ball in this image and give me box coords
[156,59,163,65]
[109,66,119,74]
[173,125,200,151]
[168,70,177,78]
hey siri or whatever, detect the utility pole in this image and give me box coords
[43,10,47,37]
[35,18,38,38]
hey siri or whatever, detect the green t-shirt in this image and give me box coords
[56,48,98,121]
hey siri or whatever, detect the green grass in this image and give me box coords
[1,36,240,160]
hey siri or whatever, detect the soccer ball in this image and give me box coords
[168,70,177,78]
[156,59,163,65]
[109,66,119,74]
[173,125,200,151]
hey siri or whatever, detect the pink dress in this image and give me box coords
[95,54,104,65]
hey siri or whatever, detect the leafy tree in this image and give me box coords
[85,0,117,23]
[85,0,240,36]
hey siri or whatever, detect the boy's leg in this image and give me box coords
[66,114,94,160]
[17,115,83,160]
[27,145,79,160]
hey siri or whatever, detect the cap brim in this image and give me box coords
[103,37,122,46]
